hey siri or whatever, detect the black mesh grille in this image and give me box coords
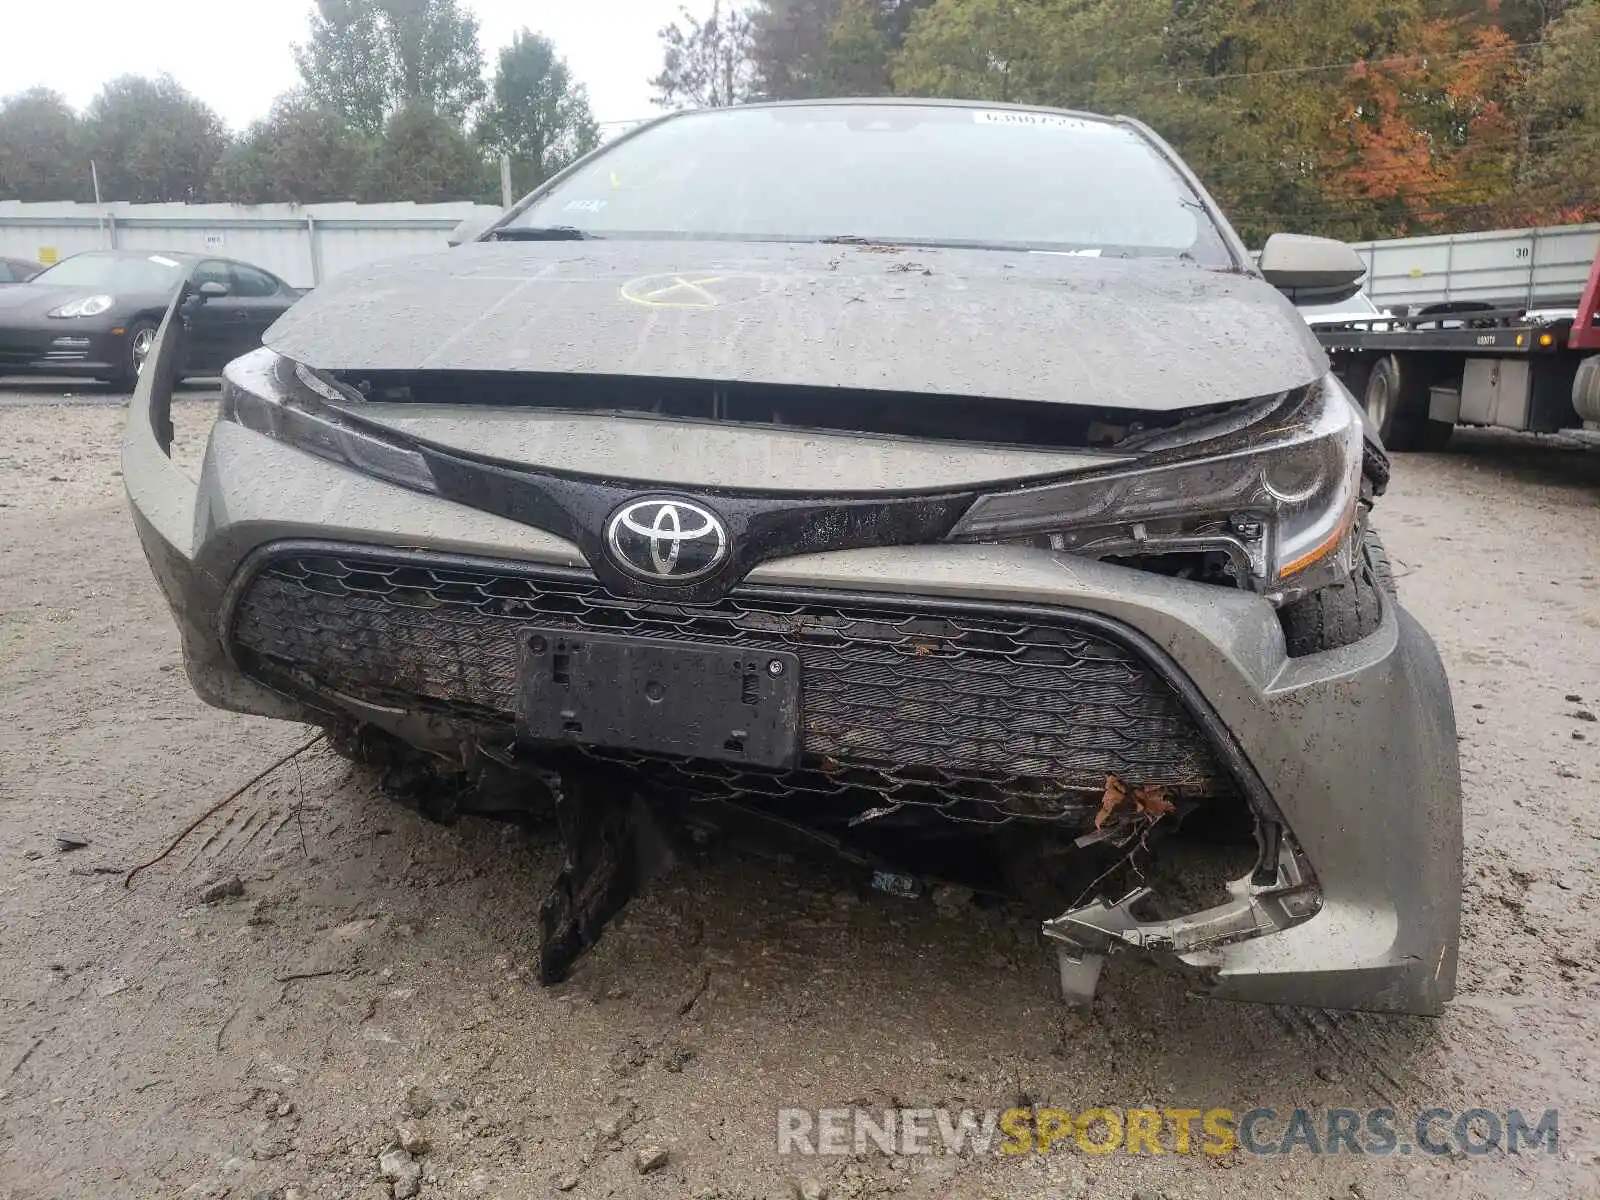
[230,550,1229,821]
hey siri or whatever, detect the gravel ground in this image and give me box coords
[1,392,1597,1200]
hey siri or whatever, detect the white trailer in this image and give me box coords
[1348,223,1600,315]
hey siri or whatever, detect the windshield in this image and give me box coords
[506,103,1231,263]
[31,253,185,292]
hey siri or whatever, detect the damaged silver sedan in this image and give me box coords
[124,99,1461,1015]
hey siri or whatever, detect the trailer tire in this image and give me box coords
[1364,355,1452,452]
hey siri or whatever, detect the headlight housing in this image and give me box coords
[220,354,436,493]
[48,295,115,318]
[947,377,1365,605]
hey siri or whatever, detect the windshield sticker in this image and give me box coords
[563,198,608,214]
[973,110,1094,131]
[148,254,181,268]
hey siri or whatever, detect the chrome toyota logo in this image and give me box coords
[605,499,729,583]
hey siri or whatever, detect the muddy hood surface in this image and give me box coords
[264,240,1328,412]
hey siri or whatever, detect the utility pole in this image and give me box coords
[500,155,514,209]
[91,160,106,249]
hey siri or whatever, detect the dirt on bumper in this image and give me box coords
[123,328,1462,1016]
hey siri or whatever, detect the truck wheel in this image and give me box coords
[1362,356,1400,437]
[1573,355,1600,423]
[1279,530,1393,657]
[1364,355,1452,452]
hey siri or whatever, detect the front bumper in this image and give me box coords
[123,320,1462,1016]
[0,321,125,377]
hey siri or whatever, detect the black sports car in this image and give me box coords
[0,249,300,389]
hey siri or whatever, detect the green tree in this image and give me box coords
[751,0,838,99]
[0,88,90,202]
[293,0,391,136]
[651,1,760,108]
[362,103,488,202]
[812,0,894,95]
[1520,0,1600,219]
[295,0,488,136]
[894,0,1186,111]
[212,93,372,204]
[84,75,231,203]
[752,0,929,99]
[477,30,600,195]
[877,0,936,44]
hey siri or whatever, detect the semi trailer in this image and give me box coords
[1307,223,1600,449]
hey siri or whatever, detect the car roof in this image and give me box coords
[64,248,203,265]
[51,249,284,277]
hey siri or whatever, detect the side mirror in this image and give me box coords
[1259,233,1366,304]
[195,280,230,301]
[447,210,502,247]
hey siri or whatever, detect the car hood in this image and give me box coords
[264,240,1327,412]
[0,283,80,319]
[0,282,169,321]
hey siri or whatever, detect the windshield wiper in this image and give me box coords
[489,226,594,241]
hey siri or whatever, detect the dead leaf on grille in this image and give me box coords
[1095,775,1127,829]
[1133,784,1175,818]
[910,640,937,657]
[1096,777,1173,830]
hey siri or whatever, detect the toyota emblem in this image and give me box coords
[605,498,730,583]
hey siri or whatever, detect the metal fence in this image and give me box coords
[0,201,504,289]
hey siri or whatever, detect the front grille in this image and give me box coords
[230,550,1229,821]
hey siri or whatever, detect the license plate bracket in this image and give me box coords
[518,629,801,768]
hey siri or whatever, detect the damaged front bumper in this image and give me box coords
[1044,823,1320,1006]
[123,311,1463,1016]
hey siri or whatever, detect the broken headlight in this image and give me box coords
[219,355,437,494]
[947,377,1363,604]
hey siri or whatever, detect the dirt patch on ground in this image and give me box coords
[1,402,1597,1199]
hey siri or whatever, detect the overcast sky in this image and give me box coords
[6,0,682,130]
